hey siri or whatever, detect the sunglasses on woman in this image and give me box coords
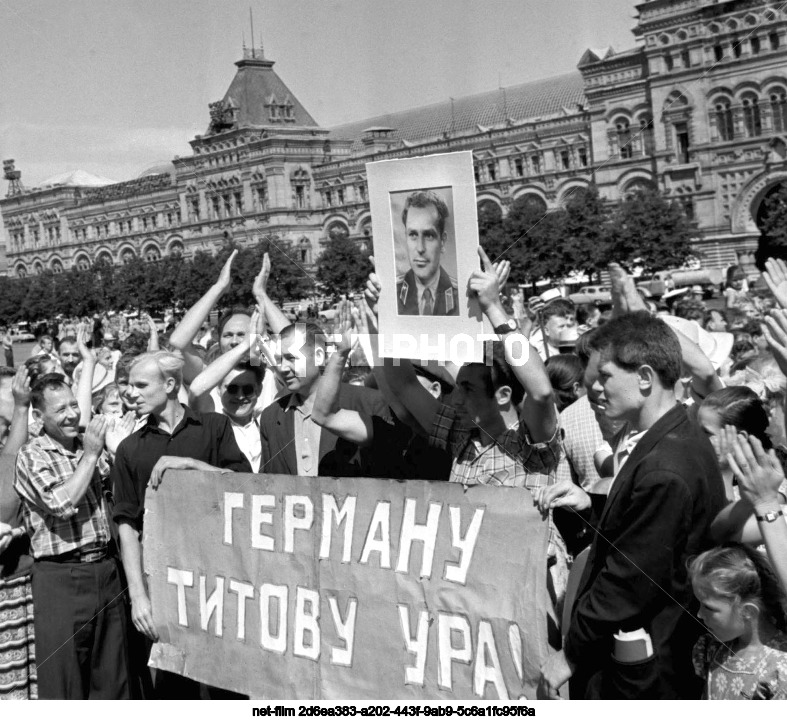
[225,383,256,396]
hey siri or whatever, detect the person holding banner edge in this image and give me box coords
[381,247,567,617]
[111,350,250,698]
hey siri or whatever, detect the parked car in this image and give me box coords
[636,268,723,299]
[568,285,612,306]
[10,322,35,342]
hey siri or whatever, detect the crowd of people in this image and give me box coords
[2,247,787,701]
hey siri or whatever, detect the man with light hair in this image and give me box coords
[111,350,250,697]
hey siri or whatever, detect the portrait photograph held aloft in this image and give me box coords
[390,186,458,318]
[366,152,488,363]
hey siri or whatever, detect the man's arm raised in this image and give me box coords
[252,252,290,334]
[469,247,556,443]
[312,301,374,445]
[168,249,238,384]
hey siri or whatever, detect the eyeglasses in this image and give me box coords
[225,383,256,396]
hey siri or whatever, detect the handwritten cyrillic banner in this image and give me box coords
[144,471,550,700]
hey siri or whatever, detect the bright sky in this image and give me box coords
[0,0,640,187]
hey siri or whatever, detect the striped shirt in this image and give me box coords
[14,433,111,559]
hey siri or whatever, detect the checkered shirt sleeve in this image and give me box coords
[15,444,77,519]
[14,439,111,559]
[429,402,562,480]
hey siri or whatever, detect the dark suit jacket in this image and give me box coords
[396,267,459,316]
[564,403,726,699]
[259,384,391,477]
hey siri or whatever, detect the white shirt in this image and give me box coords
[228,416,261,472]
[608,429,647,492]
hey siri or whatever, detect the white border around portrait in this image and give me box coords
[366,151,489,364]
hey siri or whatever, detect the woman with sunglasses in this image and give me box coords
[188,310,271,472]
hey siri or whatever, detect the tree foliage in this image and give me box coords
[563,185,614,283]
[757,183,787,266]
[608,188,694,273]
[315,228,372,298]
[477,185,695,285]
[0,234,315,324]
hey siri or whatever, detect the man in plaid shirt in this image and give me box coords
[14,375,130,699]
[382,248,566,619]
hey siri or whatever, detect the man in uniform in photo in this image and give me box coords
[396,190,459,316]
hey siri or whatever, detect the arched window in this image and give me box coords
[75,255,91,271]
[16,265,27,278]
[144,245,161,262]
[121,249,136,265]
[51,260,63,274]
[771,89,787,133]
[742,95,762,137]
[168,241,184,258]
[477,200,503,225]
[292,170,310,209]
[33,262,44,275]
[714,99,734,141]
[639,114,654,154]
[512,194,547,215]
[622,178,655,199]
[616,118,633,159]
[298,238,311,264]
[96,251,113,267]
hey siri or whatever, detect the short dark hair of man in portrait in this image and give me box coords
[396,189,459,317]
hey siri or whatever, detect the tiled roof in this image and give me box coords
[209,58,319,133]
[329,71,587,151]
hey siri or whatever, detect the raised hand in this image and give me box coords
[726,428,786,512]
[216,249,238,293]
[83,415,109,456]
[764,257,787,310]
[141,312,157,333]
[468,247,501,312]
[763,309,787,377]
[252,252,272,299]
[105,412,136,455]
[364,257,382,323]
[76,323,93,361]
[609,262,647,317]
[11,365,31,407]
[493,259,511,290]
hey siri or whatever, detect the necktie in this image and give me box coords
[420,288,434,315]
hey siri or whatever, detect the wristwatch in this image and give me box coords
[494,319,518,335]
[755,509,784,523]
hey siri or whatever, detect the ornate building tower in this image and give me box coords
[582,0,787,267]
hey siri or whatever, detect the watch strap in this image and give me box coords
[755,509,784,523]
[493,319,518,334]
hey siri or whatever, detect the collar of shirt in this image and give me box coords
[141,404,201,436]
[415,273,441,305]
[229,415,259,430]
[35,431,83,458]
[613,428,647,477]
[285,392,315,417]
